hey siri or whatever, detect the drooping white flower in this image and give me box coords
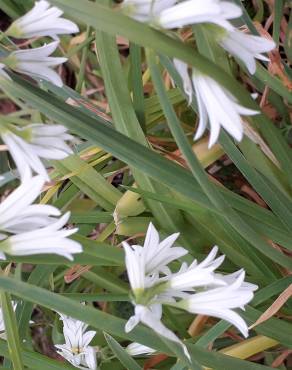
[176,271,255,337]
[191,71,259,147]
[1,123,73,181]
[157,0,242,30]
[219,28,276,74]
[2,41,67,87]
[0,212,82,261]
[126,342,156,356]
[125,304,190,360]
[0,170,62,233]
[173,60,260,146]
[121,0,176,22]
[6,0,79,40]
[55,312,97,369]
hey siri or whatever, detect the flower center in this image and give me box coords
[71,346,83,355]
[134,281,168,306]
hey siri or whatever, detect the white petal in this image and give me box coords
[126,342,156,356]
[13,41,60,59]
[137,305,191,360]
[123,242,145,291]
[83,346,97,370]
[10,42,66,87]
[221,29,276,74]
[125,314,140,333]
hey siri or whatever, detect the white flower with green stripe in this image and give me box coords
[173,59,259,147]
[2,41,67,87]
[0,171,82,260]
[6,0,79,40]
[123,223,257,361]
[55,312,98,369]
[1,123,73,181]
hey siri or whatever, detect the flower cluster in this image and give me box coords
[55,311,98,369]
[0,168,82,260]
[123,223,257,360]
[0,2,82,260]
[0,0,79,86]
[121,0,275,146]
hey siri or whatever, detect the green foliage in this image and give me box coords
[0,0,291,369]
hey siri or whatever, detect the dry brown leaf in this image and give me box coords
[116,35,129,47]
[272,349,292,368]
[188,315,209,337]
[243,121,279,167]
[268,52,292,90]
[66,97,112,121]
[64,264,92,283]
[70,32,87,46]
[143,354,168,370]
[249,284,292,329]
[240,184,267,208]
[253,22,292,90]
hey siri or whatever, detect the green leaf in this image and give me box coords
[147,51,280,277]
[0,291,23,370]
[95,26,191,245]
[104,333,142,370]
[16,265,57,342]
[54,155,121,211]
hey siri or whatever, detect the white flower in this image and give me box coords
[126,342,156,356]
[1,123,73,181]
[6,0,79,40]
[0,171,62,233]
[165,246,226,291]
[157,0,242,30]
[173,60,260,146]
[121,0,176,22]
[0,212,82,261]
[3,41,67,87]
[219,28,276,74]
[55,312,97,369]
[0,63,11,81]
[123,222,188,277]
[123,223,257,358]
[191,71,259,147]
[123,225,190,360]
[176,271,255,337]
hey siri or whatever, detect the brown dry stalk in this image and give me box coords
[249,284,292,329]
